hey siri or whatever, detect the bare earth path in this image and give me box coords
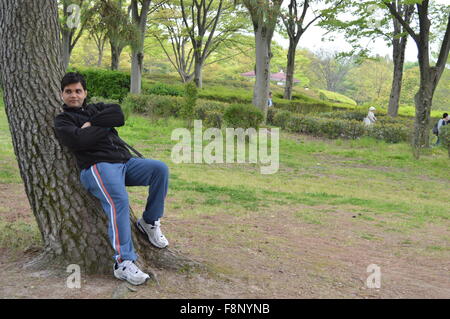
[0,183,449,299]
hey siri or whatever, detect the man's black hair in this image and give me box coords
[60,72,87,92]
[443,113,449,118]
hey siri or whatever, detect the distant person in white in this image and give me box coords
[267,92,273,108]
[363,107,377,126]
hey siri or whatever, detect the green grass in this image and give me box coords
[118,115,450,233]
[318,89,357,105]
[0,217,42,252]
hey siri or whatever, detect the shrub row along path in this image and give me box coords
[0,112,449,298]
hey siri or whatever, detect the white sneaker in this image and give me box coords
[137,218,169,248]
[113,260,150,285]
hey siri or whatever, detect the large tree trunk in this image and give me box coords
[0,0,112,274]
[283,39,297,100]
[0,0,200,275]
[253,22,271,120]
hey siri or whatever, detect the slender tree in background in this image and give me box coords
[180,0,227,88]
[59,0,95,70]
[310,50,353,92]
[151,0,249,85]
[130,0,166,93]
[130,0,151,93]
[320,0,415,117]
[240,0,284,120]
[95,0,134,70]
[151,2,196,82]
[384,0,450,155]
[281,0,340,100]
[95,0,136,71]
[181,0,224,88]
[0,0,197,274]
[387,1,415,117]
[86,9,109,67]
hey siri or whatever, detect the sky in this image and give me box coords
[273,25,419,62]
[273,0,449,63]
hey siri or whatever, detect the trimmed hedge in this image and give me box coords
[223,104,264,129]
[89,96,120,105]
[272,110,292,129]
[366,123,411,143]
[179,82,197,121]
[268,108,412,143]
[68,67,130,101]
[143,82,185,97]
[122,94,183,118]
[198,86,252,104]
[194,100,227,128]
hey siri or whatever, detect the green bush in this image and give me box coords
[320,110,367,121]
[343,120,367,139]
[122,94,182,118]
[266,107,279,125]
[204,111,223,128]
[143,82,185,96]
[287,115,321,135]
[281,111,408,143]
[223,104,264,129]
[198,86,252,104]
[88,96,120,105]
[319,119,347,139]
[194,100,226,128]
[366,123,411,143]
[122,94,148,114]
[179,82,197,121]
[275,100,334,114]
[285,114,305,133]
[149,95,183,117]
[68,67,130,101]
[272,110,293,129]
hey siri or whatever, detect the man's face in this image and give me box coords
[61,82,87,108]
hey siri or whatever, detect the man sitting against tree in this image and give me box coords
[54,72,170,286]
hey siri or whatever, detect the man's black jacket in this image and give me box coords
[54,102,133,170]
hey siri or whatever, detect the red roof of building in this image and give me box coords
[240,70,300,83]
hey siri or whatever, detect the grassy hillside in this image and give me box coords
[318,89,358,106]
[142,73,444,118]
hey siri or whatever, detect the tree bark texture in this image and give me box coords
[253,21,271,120]
[110,40,124,71]
[384,1,450,155]
[0,0,200,275]
[194,60,203,89]
[284,39,298,100]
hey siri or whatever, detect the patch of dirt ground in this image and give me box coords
[0,183,449,299]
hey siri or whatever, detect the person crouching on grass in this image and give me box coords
[54,72,170,286]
